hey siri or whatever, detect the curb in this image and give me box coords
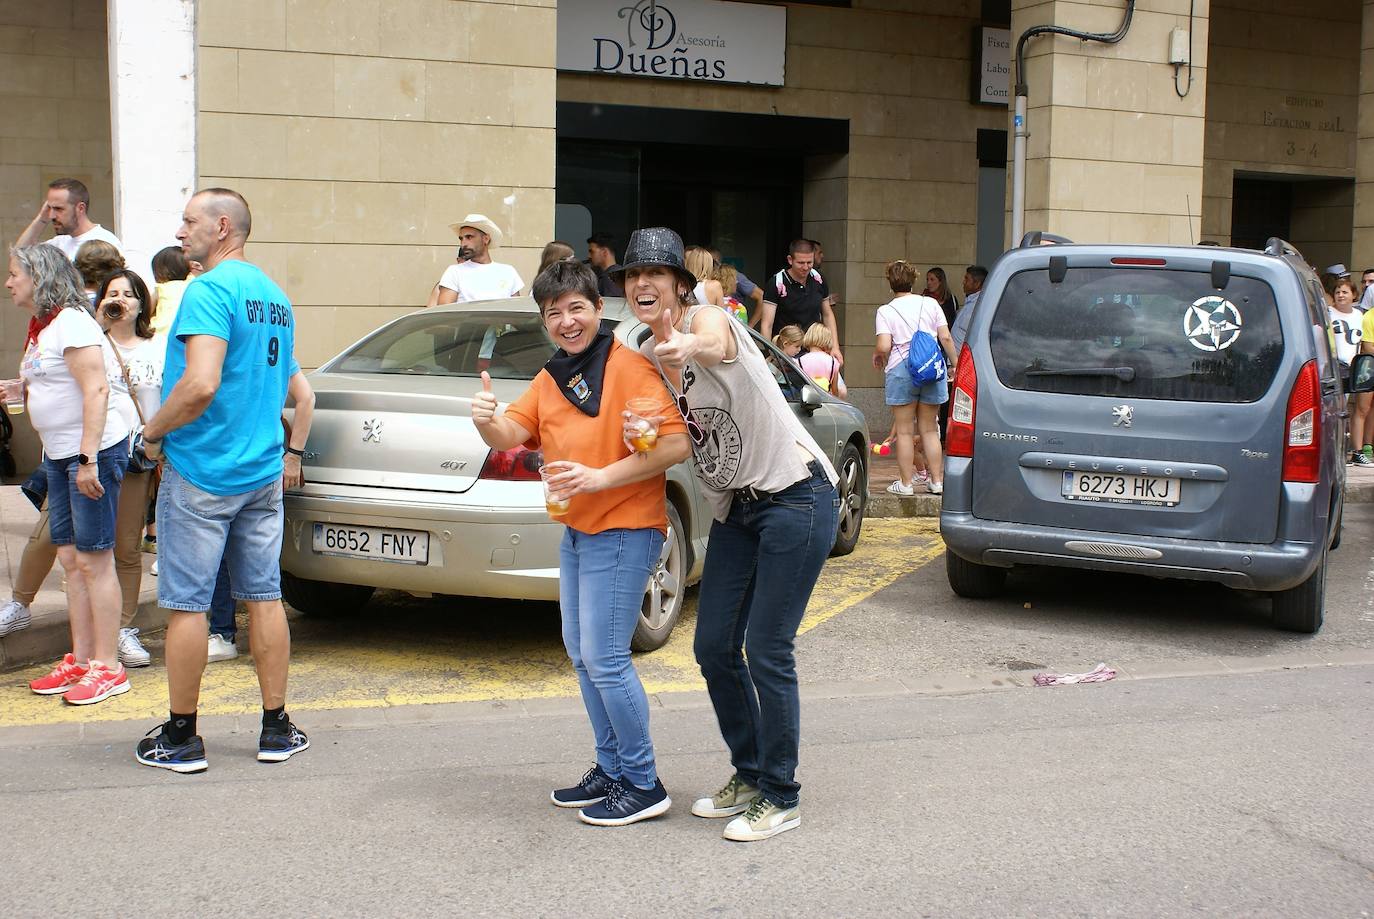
[0,593,167,671]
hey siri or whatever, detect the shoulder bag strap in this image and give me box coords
[104,332,147,427]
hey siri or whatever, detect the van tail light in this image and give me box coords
[479,446,543,481]
[1282,360,1320,483]
[946,344,977,458]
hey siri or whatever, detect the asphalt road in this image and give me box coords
[2,510,1373,916]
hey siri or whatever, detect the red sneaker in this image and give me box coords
[30,653,88,695]
[62,660,130,706]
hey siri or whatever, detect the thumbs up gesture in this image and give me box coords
[652,309,697,369]
[472,371,498,425]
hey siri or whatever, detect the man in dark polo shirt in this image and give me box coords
[586,232,624,297]
[761,238,842,364]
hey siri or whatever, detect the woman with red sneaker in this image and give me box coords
[6,245,131,705]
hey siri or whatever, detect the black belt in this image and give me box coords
[735,460,825,501]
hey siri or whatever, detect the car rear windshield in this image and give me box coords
[987,267,1284,402]
[328,311,614,379]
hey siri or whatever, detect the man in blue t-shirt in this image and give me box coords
[136,188,312,774]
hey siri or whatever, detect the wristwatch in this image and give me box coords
[77,453,94,466]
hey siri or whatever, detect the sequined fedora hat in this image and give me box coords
[610,227,696,292]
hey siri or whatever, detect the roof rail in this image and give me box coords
[1264,237,1301,258]
[1019,231,1074,248]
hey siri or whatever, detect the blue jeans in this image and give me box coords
[45,441,128,552]
[208,556,235,641]
[156,464,283,611]
[559,526,665,790]
[694,461,838,808]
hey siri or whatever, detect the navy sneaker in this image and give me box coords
[135,723,208,774]
[258,721,309,762]
[578,779,671,826]
[552,764,616,808]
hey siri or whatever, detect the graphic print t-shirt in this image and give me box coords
[162,260,299,495]
[1328,305,1363,367]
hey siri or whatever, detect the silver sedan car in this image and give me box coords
[280,297,869,651]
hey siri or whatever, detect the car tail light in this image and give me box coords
[479,446,543,481]
[946,344,977,458]
[1282,360,1320,483]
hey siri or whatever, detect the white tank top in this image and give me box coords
[642,305,838,522]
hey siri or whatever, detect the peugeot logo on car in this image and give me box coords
[362,418,383,443]
[1112,405,1133,427]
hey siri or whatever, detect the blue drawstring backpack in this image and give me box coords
[905,327,946,385]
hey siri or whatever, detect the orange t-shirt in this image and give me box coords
[504,339,686,535]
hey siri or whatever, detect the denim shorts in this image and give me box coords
[46,441,128,552]
[885,366,948,406]
[157,463,284,611]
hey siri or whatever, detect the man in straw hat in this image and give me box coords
[431,213,523,306]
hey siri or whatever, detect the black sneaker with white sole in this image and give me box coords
[552,764,616,808]
[258,722,309,762]
[578,779,671,826]
[135,723,208,774]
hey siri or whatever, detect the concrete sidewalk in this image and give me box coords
[0,486,162,670]
[865,450,1374,517]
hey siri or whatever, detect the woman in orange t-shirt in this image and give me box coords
[472,260,689,828]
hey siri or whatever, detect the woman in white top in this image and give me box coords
[873,260,957,496]
[6,244,132,705]
[96,269,163,668]
[684,246,724,308]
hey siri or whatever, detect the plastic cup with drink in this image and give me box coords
[1,379,24,416]
[540,463,571,517]
[624,397,662,454]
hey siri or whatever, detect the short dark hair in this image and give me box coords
[966,265,988,284]
[1363,267,1374,276]
[48,177,90,210]
[532,259,600,312]
[73,239,125,290]
[788,238,816,256]
[807,238,823,251]
[151,246,190,283]
[587,232,617,252]
[95,269,154,339]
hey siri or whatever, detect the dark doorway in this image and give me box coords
[556,103,847,284]
[1231,177,1292,250]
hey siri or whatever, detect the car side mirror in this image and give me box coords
[1350,354,1374,393]
[800,384,824,414]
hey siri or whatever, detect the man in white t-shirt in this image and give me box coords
[432,214,522,305]
[16,178,123,260]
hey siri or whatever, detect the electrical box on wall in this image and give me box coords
[1169,28,1190,65]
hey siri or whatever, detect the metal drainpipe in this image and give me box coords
[1010,1,1137,245]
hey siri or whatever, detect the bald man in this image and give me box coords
[136,188,312,773]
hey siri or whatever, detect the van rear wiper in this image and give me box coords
[1025,366,1136,382]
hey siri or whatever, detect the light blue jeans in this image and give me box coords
[559,526,665,790]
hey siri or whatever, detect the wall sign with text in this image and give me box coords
[974,26,1011,106]
[557,0,787,87]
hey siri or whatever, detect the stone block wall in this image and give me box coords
[557,0,1007,390]
[197,0,557,368]
[0,0,113,473]
[1202,0,1360,253]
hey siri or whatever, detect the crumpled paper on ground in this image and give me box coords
[1032,663,1117,686]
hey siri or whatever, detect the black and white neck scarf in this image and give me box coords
[544,325,614,417]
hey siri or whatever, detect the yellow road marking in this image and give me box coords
[0,519,945,727]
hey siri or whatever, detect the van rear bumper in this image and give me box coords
[939,512,1323,592]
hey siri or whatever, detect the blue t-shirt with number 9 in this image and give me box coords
[162,259,299,495]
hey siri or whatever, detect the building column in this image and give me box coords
[1355,1,1374,262]
[107,0,197,280]
[1009,0,1209,244]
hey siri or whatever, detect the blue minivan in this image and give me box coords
[940,237,1352,633]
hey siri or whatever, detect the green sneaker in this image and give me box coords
[723,796,800,841]
[690,774,759,818]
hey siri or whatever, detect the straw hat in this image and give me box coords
[449,214,503,247]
